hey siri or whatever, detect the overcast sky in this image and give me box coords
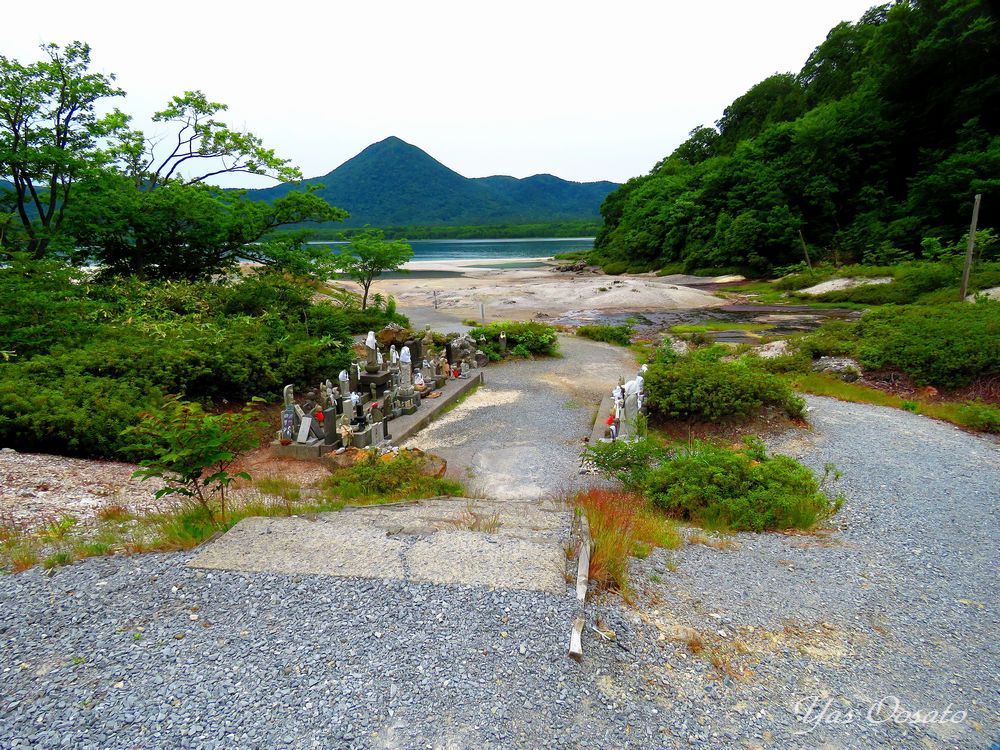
[2,0,877,187]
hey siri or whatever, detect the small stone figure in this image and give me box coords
[338,413,353,446]
[438,354,450,379]
[390,345,399,366]
[498,331,507,355]
[365,331,379,374]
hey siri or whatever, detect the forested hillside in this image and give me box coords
[594,0,999,274]
[245,136,618,228]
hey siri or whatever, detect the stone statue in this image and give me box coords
[365,331,379,374]
[498,331,507,355]
[390,345,399,365]
[282,384,294,409]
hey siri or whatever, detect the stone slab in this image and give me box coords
[589,395,614,443]
[188,496,567,594]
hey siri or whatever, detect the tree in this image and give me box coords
[125,397,264,526]
[0,42,126,258]
[66,174,347,279]
[119,90,304,190]
[333,228,413,309]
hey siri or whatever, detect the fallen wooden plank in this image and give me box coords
[568,512,592,661]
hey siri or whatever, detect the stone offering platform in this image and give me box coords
[187,495,567,594]
[271,372,483,460]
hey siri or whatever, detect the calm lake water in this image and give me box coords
[310,237,595,262]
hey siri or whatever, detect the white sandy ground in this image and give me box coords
[344,257,728,320]
[797,276,893,295]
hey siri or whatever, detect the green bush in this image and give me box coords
[644,352,805,422]
[583,436,668,491]
[0,265,393,459]
[792,320,859,358]
[855,301,1000,388]
[577,323,634,346]
[647,438,841,531]
[811,263,958,305]
[956,402,1000,433]
[469,320,559,357]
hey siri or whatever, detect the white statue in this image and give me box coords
[400,346,411,364]
[390,345,399,364]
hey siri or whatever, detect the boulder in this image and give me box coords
[754,339,790,359]
[812,356,862,382]
[377,323,411,348]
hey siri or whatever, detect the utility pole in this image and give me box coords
[959,194,982,300]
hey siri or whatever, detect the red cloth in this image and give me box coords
[606,414,614,426]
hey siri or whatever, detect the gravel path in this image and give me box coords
[402,334,638,499]
[589,396,999,749]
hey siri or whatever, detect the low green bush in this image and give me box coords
[0,266,407,459]
[469,321,559,357]
[647,438,842,531]
[956,402,1000,433]
[644,351,805,422]
[792,320,859,358]
[584,437,669,492]
[855,301,1000,388]
[576,323,634,346]
[810,263,958,305]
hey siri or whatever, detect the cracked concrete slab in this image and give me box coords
[187,497,568,594]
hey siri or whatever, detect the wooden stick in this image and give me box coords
[960,194,982,300]
[568,513,592,661]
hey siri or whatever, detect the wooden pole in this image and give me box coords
[798,229,812,269]
[959,194,982,300]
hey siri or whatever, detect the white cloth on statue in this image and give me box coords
[400,346,411,364]
[624,379,639,397]
[365,331,377,350]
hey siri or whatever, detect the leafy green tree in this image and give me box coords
[120,90,304,190]
[0,42,127,258]
[333,228,413,309]
[67,174,347,279]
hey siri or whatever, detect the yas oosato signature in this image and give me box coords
[793,695,967,735]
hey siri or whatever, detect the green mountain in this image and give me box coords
[243,136,617,227]
[594,0,999,274]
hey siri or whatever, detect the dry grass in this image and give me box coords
[688,531,740,551]
[96,503,132,523]
[450,502,501,533]
[574,488,681,595]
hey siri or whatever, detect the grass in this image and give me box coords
[785,372,1000,433]
[574,488,681,596]
[669,322,774,334]
[576,323,634,346]
[1,449,466,572]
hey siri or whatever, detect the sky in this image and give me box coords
[2,0,878,187]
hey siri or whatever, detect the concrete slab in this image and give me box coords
[187,496,568,594]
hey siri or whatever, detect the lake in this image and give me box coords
[310,237,595,262]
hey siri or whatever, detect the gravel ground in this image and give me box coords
[589,395,999,749]
[0,553,652,750]
[3,350,997,749]
[403,334,638,500]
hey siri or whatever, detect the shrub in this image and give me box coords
[320,450,463,503]
[792,320,859,358]
[644,353,805,422]
[646,438,841,531]
[811,263,958,305]
[956,401,1000,433]
[469,321,559,357]
[124,397,265,524]
[855,301,1000,388]
[584,436,668,491]
[576,323,634,346]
